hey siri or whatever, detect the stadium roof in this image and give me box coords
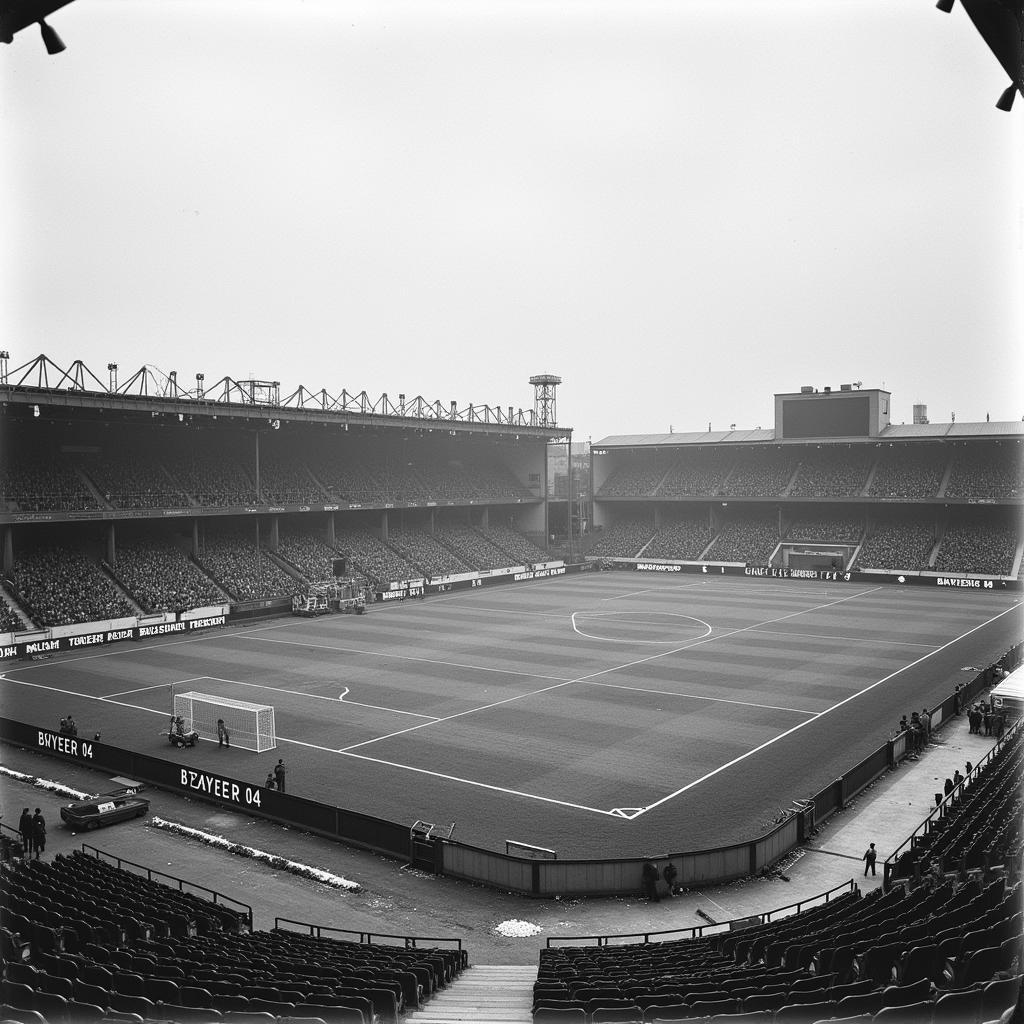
[594,421,1024,448]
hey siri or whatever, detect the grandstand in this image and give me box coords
[590,387,1022,582]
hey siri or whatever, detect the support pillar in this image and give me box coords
[107,522,116,568]
[269,516,279,550]
[381,510,389,543]
[326,512,336,546]
[192,518,200,557]
[481,507,489,529]
[2,525,12,574]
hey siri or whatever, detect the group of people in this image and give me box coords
[897,708,932,756]
[168,715,199,748]
[17,807,46,859]
[264,759,287,792]
[641,860,678,902]
[58,715,78,737]
[967,701,1006,738]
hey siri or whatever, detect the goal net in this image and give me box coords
[172,691,276,752]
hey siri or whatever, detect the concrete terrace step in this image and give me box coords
[409,965,537,1023]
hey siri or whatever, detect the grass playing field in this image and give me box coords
[2,572,1020,858]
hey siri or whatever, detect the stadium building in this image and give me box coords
[0,360,1021,1024]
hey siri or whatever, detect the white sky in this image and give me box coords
[2,0,1022,440]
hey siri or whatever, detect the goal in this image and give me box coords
[172,692,276,752]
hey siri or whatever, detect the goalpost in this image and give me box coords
[173,691,277,752]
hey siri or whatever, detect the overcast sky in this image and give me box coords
[2,0,1021,441]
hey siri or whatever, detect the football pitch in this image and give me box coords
[2,573,1020,858]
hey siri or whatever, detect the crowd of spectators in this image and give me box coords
[275,530,339,582]
[106,541,224,612]
[787,516,864,545]
[854,521,935,571]
[946,449,1023,499]
[587,518,656,557]
[195,532,297,601]
[84,454,189,509]
[334,528,420,584]
[482,523,548,563]
[11,547,134,627]
[164,453,257,507]
[658,451,732,497]
[719,451,798,497]
[597,457,672,497]
[0,595,23,633]
[935,524,1018,576]
[256,456,328,505]
[0,458,101,512]
[869,446,947,499]
[433,523,511,570]
[643,515,714,559]
[388,528,473,578]
[705,515,779,563]
[788,449,874,497]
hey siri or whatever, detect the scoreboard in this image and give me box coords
[775,388,890,439]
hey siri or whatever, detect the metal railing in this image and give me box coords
[545,878,858,947]
[81,844,253,930]
[274,916,463,950]
[883,715,1023,888]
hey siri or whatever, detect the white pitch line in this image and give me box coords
[637,600,1023,817]
[175,675,439,721]
[339,750,617,817]
[584,680,817,717]
[102,682,174,699]
[335,586,884,755]
[240,635,574,684]
[0,675,171,717]
[745,628,940,649]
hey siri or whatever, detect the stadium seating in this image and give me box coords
[82,454,190,510]
[0,850,466,1024]
[480,522,549,564]
[705,515,778,564]
[163,452,257,507]
[10,547,134,627]
[388,528,473,578]
[854,522,935,573]
[788,449,874,498]
[106,541,224,613]
[534,718,1023,1023]
[432,523,512,570]
[275,530,342,583]
[934,524,1018,577]
[597,457,673,497]
[720,451,798,498]
[587,519,657,558]
[0,595,23,633]
[334,528,419,585]
[786,517,863,546]
[946,449,1024,500]
[869,446,947,500]
[194,532,298,601]
[0,457,101,512]
[643,515,714,560]
[658,451,733,498]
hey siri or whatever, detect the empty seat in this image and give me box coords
[872,1001,933,1024]
[932,987,983,1024]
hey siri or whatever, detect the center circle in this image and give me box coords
[571,611,713,644]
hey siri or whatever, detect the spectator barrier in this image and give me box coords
[6,640,1017,897]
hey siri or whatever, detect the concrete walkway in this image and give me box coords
[408,965,537,1023]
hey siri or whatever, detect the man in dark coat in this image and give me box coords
[641,861,660,902]
[18,808,33,857]
[31,809,46,860]
[274,759,286,793]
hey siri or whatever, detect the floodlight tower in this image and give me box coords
[529,374,562,428]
